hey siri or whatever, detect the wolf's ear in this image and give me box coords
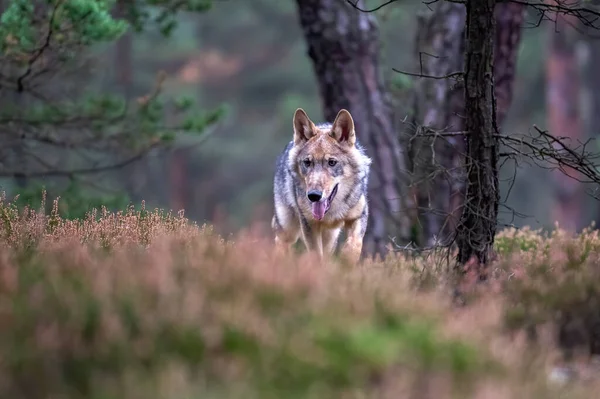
[293,108,316,145]
[330,109,355,146]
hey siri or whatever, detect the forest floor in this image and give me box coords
[0,193,599,399]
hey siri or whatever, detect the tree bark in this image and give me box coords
[410,2,466,247]
[113,0,133,98]
[0,0,29,191]
[114,0,142,202]
[295,0,411,259]
[455,0,499,266]
[545,0,584,233]
[169,149,188,213]
[493,2,525,127]
[578,2,600,227]
[410,1,523,248]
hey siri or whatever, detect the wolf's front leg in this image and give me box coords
[342,212,368,263]
[299,215,323,257]
[272,215,299,255]
[322,227,342,256]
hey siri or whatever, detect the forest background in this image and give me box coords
[3,0,597,245]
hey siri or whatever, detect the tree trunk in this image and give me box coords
[493,2,525,127]
[579,2,600,226]
[113,0,133,98]
[410,1,523,248]
[455,0,499,266]
[295,0,411,259]
[545,1,584,233]
[113,0,144,202]
[0,0,29,191]
[410,2,466,247]
[169,149,188,213]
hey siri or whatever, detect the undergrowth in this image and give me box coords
[0,193,599,398]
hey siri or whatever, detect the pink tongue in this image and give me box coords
[311,200,328,220]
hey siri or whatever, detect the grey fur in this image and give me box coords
[272,117,372,260]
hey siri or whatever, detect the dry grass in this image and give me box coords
[0,193,599,399]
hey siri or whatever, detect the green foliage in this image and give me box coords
[0,0,213,49]
[0,0,222,143]
[181,102,229,132]
[0,0,225,212]
[125,0,212,37]
[0,0,127,53]
[494,227,546,255]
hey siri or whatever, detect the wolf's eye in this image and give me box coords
[328,159,337,167]
[303,159,311,167]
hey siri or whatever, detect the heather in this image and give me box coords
[0,194,599,399]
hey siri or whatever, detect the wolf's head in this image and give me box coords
[291,108,368,221]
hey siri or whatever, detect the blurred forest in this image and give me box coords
[1,0,599,240]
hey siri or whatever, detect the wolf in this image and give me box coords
[271,108,372,262]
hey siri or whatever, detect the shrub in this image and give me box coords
[0,193,599,398]
[499,225,600,362]
[0,193,500,399]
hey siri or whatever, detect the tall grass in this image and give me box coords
[0,193,599,398]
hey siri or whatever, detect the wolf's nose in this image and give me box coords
[307,190,323,203]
